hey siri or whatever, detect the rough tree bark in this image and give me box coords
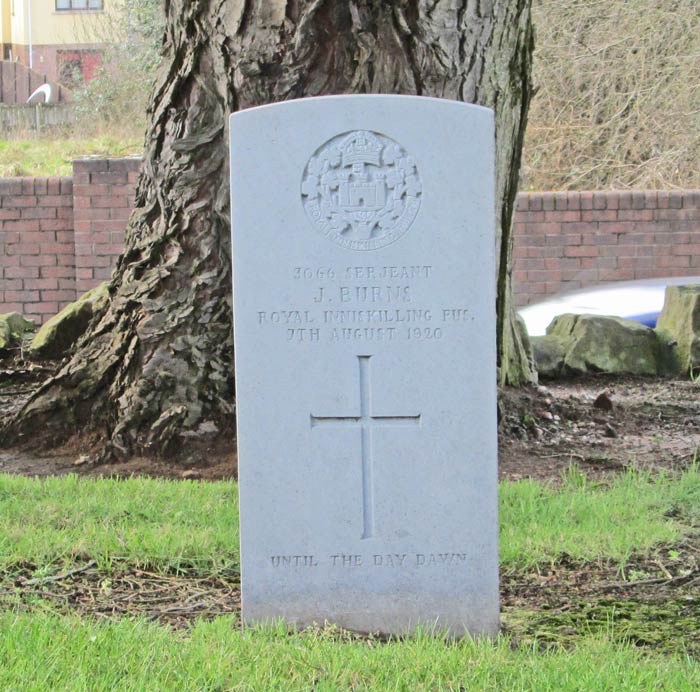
[3,0,536,458]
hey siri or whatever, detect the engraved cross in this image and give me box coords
[310,355,421,539]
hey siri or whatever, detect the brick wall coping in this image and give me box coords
[516,189,700,212]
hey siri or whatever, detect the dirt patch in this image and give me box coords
[499,376,700,483]
[1,562,240,628]
[0,439,236,481]
[3,369,699,483]
[502,537,700,656]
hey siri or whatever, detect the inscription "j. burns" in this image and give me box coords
[313,286,411,304]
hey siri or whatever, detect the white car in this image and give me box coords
[518,277,700,337]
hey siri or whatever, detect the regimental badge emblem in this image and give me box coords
[301,130,422,251]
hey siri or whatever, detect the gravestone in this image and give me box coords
[230,95,498,637]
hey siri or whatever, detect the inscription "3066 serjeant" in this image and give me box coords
[293,266,433,280]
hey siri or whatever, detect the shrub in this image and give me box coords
[523,0,700,190]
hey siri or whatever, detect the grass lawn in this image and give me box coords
[0,135,143,177]
[2,614,698,692]
[1,467,699,690]
[1,467,698,573]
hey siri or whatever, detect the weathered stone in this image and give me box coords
[546,313,578,336]
[655,285,700,376]
[28,283,110,360]
[515,313,537,382]
[0,313,35,352]
[530,334,572,379]
[543,313,660,376]
[0,323,9,353]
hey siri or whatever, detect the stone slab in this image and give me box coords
[230,95,498,636]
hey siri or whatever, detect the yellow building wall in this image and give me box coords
[1,1,12,45]
[10,0,28,45]
[10,0,122,47]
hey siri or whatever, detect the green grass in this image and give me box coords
[1,466,698,575]
[0,614,698,692]
[0,135,143,177]
[1,469,699,689]
[0,474,238,573]
[500,465,700,569]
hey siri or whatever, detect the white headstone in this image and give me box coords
[230,95,498,637]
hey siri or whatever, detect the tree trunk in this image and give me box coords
[2,0,536,457]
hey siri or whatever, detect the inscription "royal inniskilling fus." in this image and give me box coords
[301,131,422,251]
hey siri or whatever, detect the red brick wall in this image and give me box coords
[513,190,700,306]
[0,176,75,324]
[72,158,139,294]
[0,157,140,324]
[3,165,700,322]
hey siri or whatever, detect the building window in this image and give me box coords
[56,0,104,10]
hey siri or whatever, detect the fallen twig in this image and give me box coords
[19,560,97,586]
[603,570,698,590]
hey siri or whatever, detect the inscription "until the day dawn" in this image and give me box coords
[269,552,469,568]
